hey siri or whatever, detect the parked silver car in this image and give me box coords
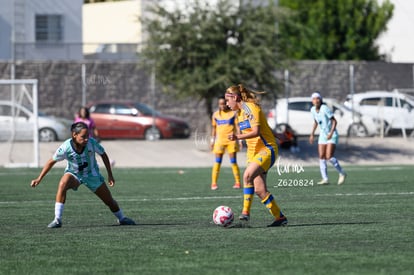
[0,100,72,142]
[267,97,379,137]
[344,90,414,135]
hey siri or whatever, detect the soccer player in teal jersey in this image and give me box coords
[309,92,347,185]
[31,122,136,228]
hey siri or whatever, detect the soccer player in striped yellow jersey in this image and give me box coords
[225,84,288,227]
[210,96,241,190]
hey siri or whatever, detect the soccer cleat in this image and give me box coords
[211,184,218,190]
[119,217,136,226]
[47,218,62,228]
[239,213,250,221]
[317,179,329,185]
[233,183,241,189]
[267,215,288,227]
[338,173,347,185]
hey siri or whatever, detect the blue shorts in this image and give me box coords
[66,172,104,192]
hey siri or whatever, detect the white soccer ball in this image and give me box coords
[212,205,234,227]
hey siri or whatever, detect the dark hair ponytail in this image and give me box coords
[71,122,88,133]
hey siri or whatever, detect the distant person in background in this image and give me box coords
[210,96,241,190]
[309,92,346,185]
[275,124,300,153]
[74,106,100,141]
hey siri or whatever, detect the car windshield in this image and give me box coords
[406,94,414,103]
[331,101,364,116]
[134,103,160,116]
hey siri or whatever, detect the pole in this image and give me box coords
[33,80,39,167]
[149,66,159,141]
[81,64,86,106]
[284,69,289,124]
[349,64,355,119]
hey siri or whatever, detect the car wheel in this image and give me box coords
[39,128,57,142]
[347,123,368,137]
[144,127,161,141]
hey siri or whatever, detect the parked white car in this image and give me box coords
[267,97,379,137]
[0,100,72,142]
[344,91,414,134]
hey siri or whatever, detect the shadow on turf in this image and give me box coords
[224,221,378,229]
[287,221,378,227]
[56,221,378,229]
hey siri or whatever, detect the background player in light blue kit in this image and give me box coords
[31,122,136,228]
[309,92,346,185]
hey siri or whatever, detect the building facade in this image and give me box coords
[0,0,83,61]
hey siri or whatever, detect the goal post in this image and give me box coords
[0,79,39,168]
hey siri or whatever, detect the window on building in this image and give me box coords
[35,15,63,42]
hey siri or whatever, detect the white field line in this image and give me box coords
[0,195,242,205]
[315,192,414,197]
[1,192,414,206]
[0,165,409,177]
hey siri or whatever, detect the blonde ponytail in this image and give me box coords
[226,84,265,104]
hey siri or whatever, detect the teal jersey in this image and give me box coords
[310,104,338,137]
[53,138,104,178]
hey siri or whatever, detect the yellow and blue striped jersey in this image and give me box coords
[212,110,238,145]
[237,102,277,154]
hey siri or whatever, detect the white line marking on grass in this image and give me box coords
[343,166,407,171]
[0,195,242,205]
[297,166,408,172]
[116,195,243,202]
[315,192,414,197]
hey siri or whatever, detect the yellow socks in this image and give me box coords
[242,185,254,215]
[211,162,221,185]
[261,193,282,219]
[231,163,240,185]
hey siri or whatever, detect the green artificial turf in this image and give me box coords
[0,165,413,274]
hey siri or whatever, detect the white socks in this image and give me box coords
[320,157,345,180]
[329,157,344,175]
[319,159,328,180]
[54,203,125,222]
[54,202,64,221]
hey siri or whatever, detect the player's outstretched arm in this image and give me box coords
[30,158,57,188]
[100,152,115,186]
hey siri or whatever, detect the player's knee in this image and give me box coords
[57,180,71,192]
[243,173,253,185]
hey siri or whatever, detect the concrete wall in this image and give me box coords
[0,60,413,133]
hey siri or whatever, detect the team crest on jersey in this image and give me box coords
[256,150,268,163]
[245,113,254,121]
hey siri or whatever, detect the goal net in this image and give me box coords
[0,79,39,168]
